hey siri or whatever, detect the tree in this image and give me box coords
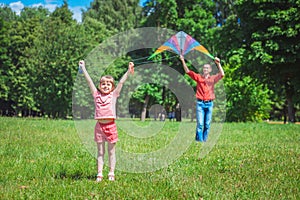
[0,6,51,116]
[240,1,300,122]
[142,0,178,28]
[141,0,223,121]
[216,0,300,122]
[0,11,14,115]
[83,0,141,34]
[29,3,86,118]
[223,58,273,122]
[142,0,217,45]
[0,5,18,21]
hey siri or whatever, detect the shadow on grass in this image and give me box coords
[54,170,95,180]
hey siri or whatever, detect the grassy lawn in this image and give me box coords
[0,117,299,199]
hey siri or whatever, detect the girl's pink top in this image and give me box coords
[93,90,120,120]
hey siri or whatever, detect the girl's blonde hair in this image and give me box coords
[99,75,115,90]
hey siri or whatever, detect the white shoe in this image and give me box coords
[108,172,115,181]
[96,173,103,182]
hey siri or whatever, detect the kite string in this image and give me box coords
[133,55,178,65]
[132,55,151,62]
[133,60,155,65]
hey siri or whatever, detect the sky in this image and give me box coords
[0,0,147,22]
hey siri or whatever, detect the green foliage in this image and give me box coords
[0,7,51,115]
[50,1,75,25]
[81,16,107,44]
[176,0,215,36]
[225,75,272,122]
[1,0,299,122]
[223,53,273,122]
[142,0,178,28]
[132,83,163,104]
[0,5,18,21]
[143,0,216,45]
[25,4,82,118]
[0,18,10,102]
[0,3,94,117]
[83,0,141,33]
[216,0,300,122]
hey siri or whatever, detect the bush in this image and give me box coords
[225,76,273,122]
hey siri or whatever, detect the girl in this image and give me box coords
[79,60,134,181]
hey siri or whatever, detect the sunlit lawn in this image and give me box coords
[0,117,299,199]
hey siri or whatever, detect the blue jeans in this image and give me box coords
[195,100,213,142]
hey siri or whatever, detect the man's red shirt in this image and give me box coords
[187,70,224,101]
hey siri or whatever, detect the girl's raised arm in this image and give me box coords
[79,60,97,95]
[115,62,134,94]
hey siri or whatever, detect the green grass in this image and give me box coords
[0,117,299,199]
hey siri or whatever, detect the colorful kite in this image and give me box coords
[148,31,214,60]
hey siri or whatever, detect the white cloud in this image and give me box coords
[70,6,85,23]
[45,0,58,4]
[6,1,85,23]
[9,1,24,15]
[31,2,58,12]
[31,3,44,7]
[44,4,58,12]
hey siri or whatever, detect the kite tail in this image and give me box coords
[207,53,214,60]
[147,54,156,60]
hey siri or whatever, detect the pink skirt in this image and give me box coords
[94,121,118,143]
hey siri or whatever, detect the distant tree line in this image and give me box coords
[0,0,299,122]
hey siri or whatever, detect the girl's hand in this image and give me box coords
[129,62,134,75]
[78,60,85,74]
[79,60,85,68]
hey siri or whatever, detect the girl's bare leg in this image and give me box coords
[96,142,105,181]
[107,142,116,180]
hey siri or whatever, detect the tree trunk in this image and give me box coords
[285,79,296,123]
[286,97,295,123]
[141,95,150,122]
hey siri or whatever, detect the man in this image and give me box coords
[180,55,224,142]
